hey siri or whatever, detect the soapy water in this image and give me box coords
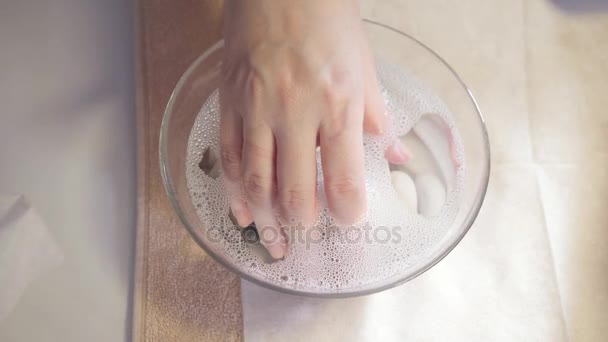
[185,61,465,293]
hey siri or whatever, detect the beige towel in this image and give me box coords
[132,1,243,341]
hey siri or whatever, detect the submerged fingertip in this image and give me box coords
[263,236,287,260]
[385,141,412,165]
[231,201,253,227]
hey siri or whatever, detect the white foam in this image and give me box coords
[185,61,465,293]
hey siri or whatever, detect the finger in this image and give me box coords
[362,82,386,135]
[385,139,413,165]
[220,90,253,227]
[276,127,318,226]
[230,200,254,228]
[320,110,366,225]
[242,120,287,259]
[362,44,387,135]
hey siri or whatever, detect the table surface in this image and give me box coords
[0,1,135,341]
[1,0,606,341]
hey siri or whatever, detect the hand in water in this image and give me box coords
[220,0,409,259]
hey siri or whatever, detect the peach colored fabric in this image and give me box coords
[132,1,243,341]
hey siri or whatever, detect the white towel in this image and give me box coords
[241,165,568,341]
[0,194,63,322]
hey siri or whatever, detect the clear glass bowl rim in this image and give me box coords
[159,19,491,298]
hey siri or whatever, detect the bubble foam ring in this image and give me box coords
[185,61,465,293]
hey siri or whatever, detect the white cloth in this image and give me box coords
[241,165,568,341]
[0,195,63,322]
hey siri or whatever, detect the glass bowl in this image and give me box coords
[160,20,490,298]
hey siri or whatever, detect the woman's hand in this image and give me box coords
[220,0,406,259]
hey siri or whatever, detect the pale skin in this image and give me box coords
[220,0,410,259]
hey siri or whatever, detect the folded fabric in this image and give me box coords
[241,166,567,341]
[0,194,63,322]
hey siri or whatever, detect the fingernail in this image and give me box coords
[257,221,288,259]
[368,119,385,136]
[262,232,287,259]
[265,243,287,260]
[365,109,388,136]
[385,140,413,165]
[231,202,253,227]
[377,111,389,135]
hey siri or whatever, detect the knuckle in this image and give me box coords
[321,69,352,105]
[327,176,363,200]
[280,187,311,213]
[220,145,241,179]
[244,173,271,201]
[245,141,274,161]
[323,113,349,139]
[321,85,347,111]
[319,72,361,138]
